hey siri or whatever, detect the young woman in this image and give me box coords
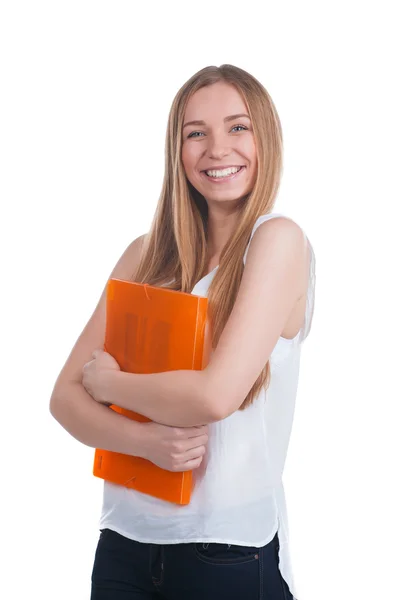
[50,64,316,600]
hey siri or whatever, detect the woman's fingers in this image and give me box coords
[184,443,206,462]
[178,456,204,472]
[186,425,208,438]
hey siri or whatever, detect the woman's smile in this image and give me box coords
[201,165,246,183]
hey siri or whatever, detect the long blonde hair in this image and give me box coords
[133,64,283,410]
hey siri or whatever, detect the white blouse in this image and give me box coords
[99,212,316,599]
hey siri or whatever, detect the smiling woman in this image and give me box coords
[50,64,316,600]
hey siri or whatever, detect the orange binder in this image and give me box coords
[93,278,210,505]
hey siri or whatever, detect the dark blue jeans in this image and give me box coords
[91,528,294,599]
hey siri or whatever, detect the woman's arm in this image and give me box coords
[50,234,208,470]
[49,235,148,451]
[100,368,212,427]
[50,378,147,454]
[50,233,211,471]
[51,380,208,471]
[88,217,309,427]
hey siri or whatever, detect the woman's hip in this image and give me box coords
[91,528,293,600]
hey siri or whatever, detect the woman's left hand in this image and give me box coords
[82,349,120,404]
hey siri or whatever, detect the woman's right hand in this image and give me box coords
[140,422,208,472]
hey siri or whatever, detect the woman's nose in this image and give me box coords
[207,134,230,160]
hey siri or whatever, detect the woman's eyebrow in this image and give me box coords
[183,113,251,129]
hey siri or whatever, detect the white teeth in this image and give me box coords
[205,166,241,178]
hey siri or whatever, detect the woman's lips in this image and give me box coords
[201,166,246,183]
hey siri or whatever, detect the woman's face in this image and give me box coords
[181,81,258,206]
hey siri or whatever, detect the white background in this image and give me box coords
[1,1,399,599]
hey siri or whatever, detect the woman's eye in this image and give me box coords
[231,125,248,132]
[187,125,248,139]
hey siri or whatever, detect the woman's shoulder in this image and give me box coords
[112,233,148,281]
[252,212,305,234]
[250,212,315,259]
[244,212,310,264]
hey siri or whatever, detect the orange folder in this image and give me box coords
[93,278,210,505]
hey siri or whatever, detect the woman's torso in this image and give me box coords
[98,212,316,593]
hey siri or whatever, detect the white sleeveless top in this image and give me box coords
[99,212,316,599]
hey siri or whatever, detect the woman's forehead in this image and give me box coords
[184,82,248,121]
